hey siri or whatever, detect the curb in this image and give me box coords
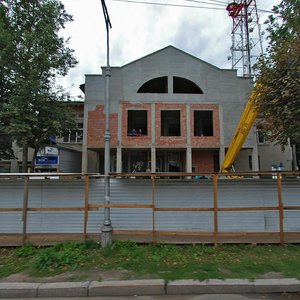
[0,278,300,298]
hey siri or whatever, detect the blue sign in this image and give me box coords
[35,156,59,165]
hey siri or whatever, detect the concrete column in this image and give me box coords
[219,146,225,170]
[186,147,192,173]
[81,103,89,173]
[186,104,191,146]
[151,148,156,173]
[252,133,259,171]
[218,105,225,172]
[116,148,122,173]
[151,103,156,145]
[117,103,122,146]
[168,75,173,94]
[81,148,88,173]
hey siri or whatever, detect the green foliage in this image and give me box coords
[15,243,36,257]
[0,0,77,167]
[255,0,300,146]
[1,241,300,281]
[34,242,86,272]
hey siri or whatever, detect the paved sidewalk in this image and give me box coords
[0,278,300,298]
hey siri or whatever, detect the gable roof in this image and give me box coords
[121,45,228,72]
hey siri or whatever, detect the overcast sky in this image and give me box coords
[59,0,280,99]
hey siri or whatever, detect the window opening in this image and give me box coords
[127,110,148,136]
[194,111,213,136]
[137,76,168,93]
[161,110,181,136]
[256,129,266,144]
[63,123,83,143]
[173,76,203,94]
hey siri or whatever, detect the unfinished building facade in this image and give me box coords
[81,46,293,174]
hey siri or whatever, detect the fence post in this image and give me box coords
[277,173,284,244]
[152,175,156,244]
[84,175,90,242]
[151,175,156,243]
[22,176,29,245]
[213,174,219,246]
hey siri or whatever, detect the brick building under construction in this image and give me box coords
[81,46,293,174]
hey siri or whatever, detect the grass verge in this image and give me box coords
[0,241,300,281]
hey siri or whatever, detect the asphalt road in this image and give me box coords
[2,294,300,300]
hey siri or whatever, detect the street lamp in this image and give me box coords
[100,0,112,247]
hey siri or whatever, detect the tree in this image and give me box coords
[0,4,15,160]
[0,0,77,171]
[255,0,300,146]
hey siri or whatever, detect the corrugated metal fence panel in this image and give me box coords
[1,177,300,235]
[110,179,152,204]
[282,180,300,206]
[26,180,85,234]
[0,179,24,233]
[155,212,213,232]
[88,179,153,232]
[110,180,153,230]
[88,178,104,204]
[155,180,213,208]
[154,180,213,232]
[0,179,24,207]
[27,212,84,233]
[218,180,278,207]
[0,213,23,233]
[218,179,279,232]
[282,179,300,232]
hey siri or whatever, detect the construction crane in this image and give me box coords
[220,84,261,173]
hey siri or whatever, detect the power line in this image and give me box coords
[186,0,227,5]
[111,0,273,13]
[111,0,226,10]
[182,0,226,7]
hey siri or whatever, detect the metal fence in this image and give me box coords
[0,171,300,246]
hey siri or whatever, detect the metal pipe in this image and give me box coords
[101,0,113,247]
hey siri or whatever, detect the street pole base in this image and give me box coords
[101,225,113,247]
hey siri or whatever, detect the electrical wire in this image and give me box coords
[111,0,226,10]
[182,0,226,7]
[111,0,273,13]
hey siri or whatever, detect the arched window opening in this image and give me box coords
[137,76,168,93]
[173,76,203,94]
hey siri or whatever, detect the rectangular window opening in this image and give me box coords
[161,110,181,136]
[127,110,148,136]
[194,111,213,136]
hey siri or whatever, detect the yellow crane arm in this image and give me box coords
[220,85,260,173]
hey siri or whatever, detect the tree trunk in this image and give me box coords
[22,144,28,173]
[30,147,39,172]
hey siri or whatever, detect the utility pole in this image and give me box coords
[100,0,113,247]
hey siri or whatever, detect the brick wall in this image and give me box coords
[155,103,187,147]
[87,105,118,148]
[192,150,214,172]
[122,102,151,147]
[87,103,220,151]
[191,104,220,148]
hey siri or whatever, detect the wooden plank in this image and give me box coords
[284,206,300,210]
[27,207,84,211]
[0,208,22,212]
[218,207,278,211]
[213,174,218,246]
[277,174,284,244]
[155,207,214,212]
[89,204,153,209]
[22,176,29,245]
[84,175,89,241]
[152,175,156,244]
